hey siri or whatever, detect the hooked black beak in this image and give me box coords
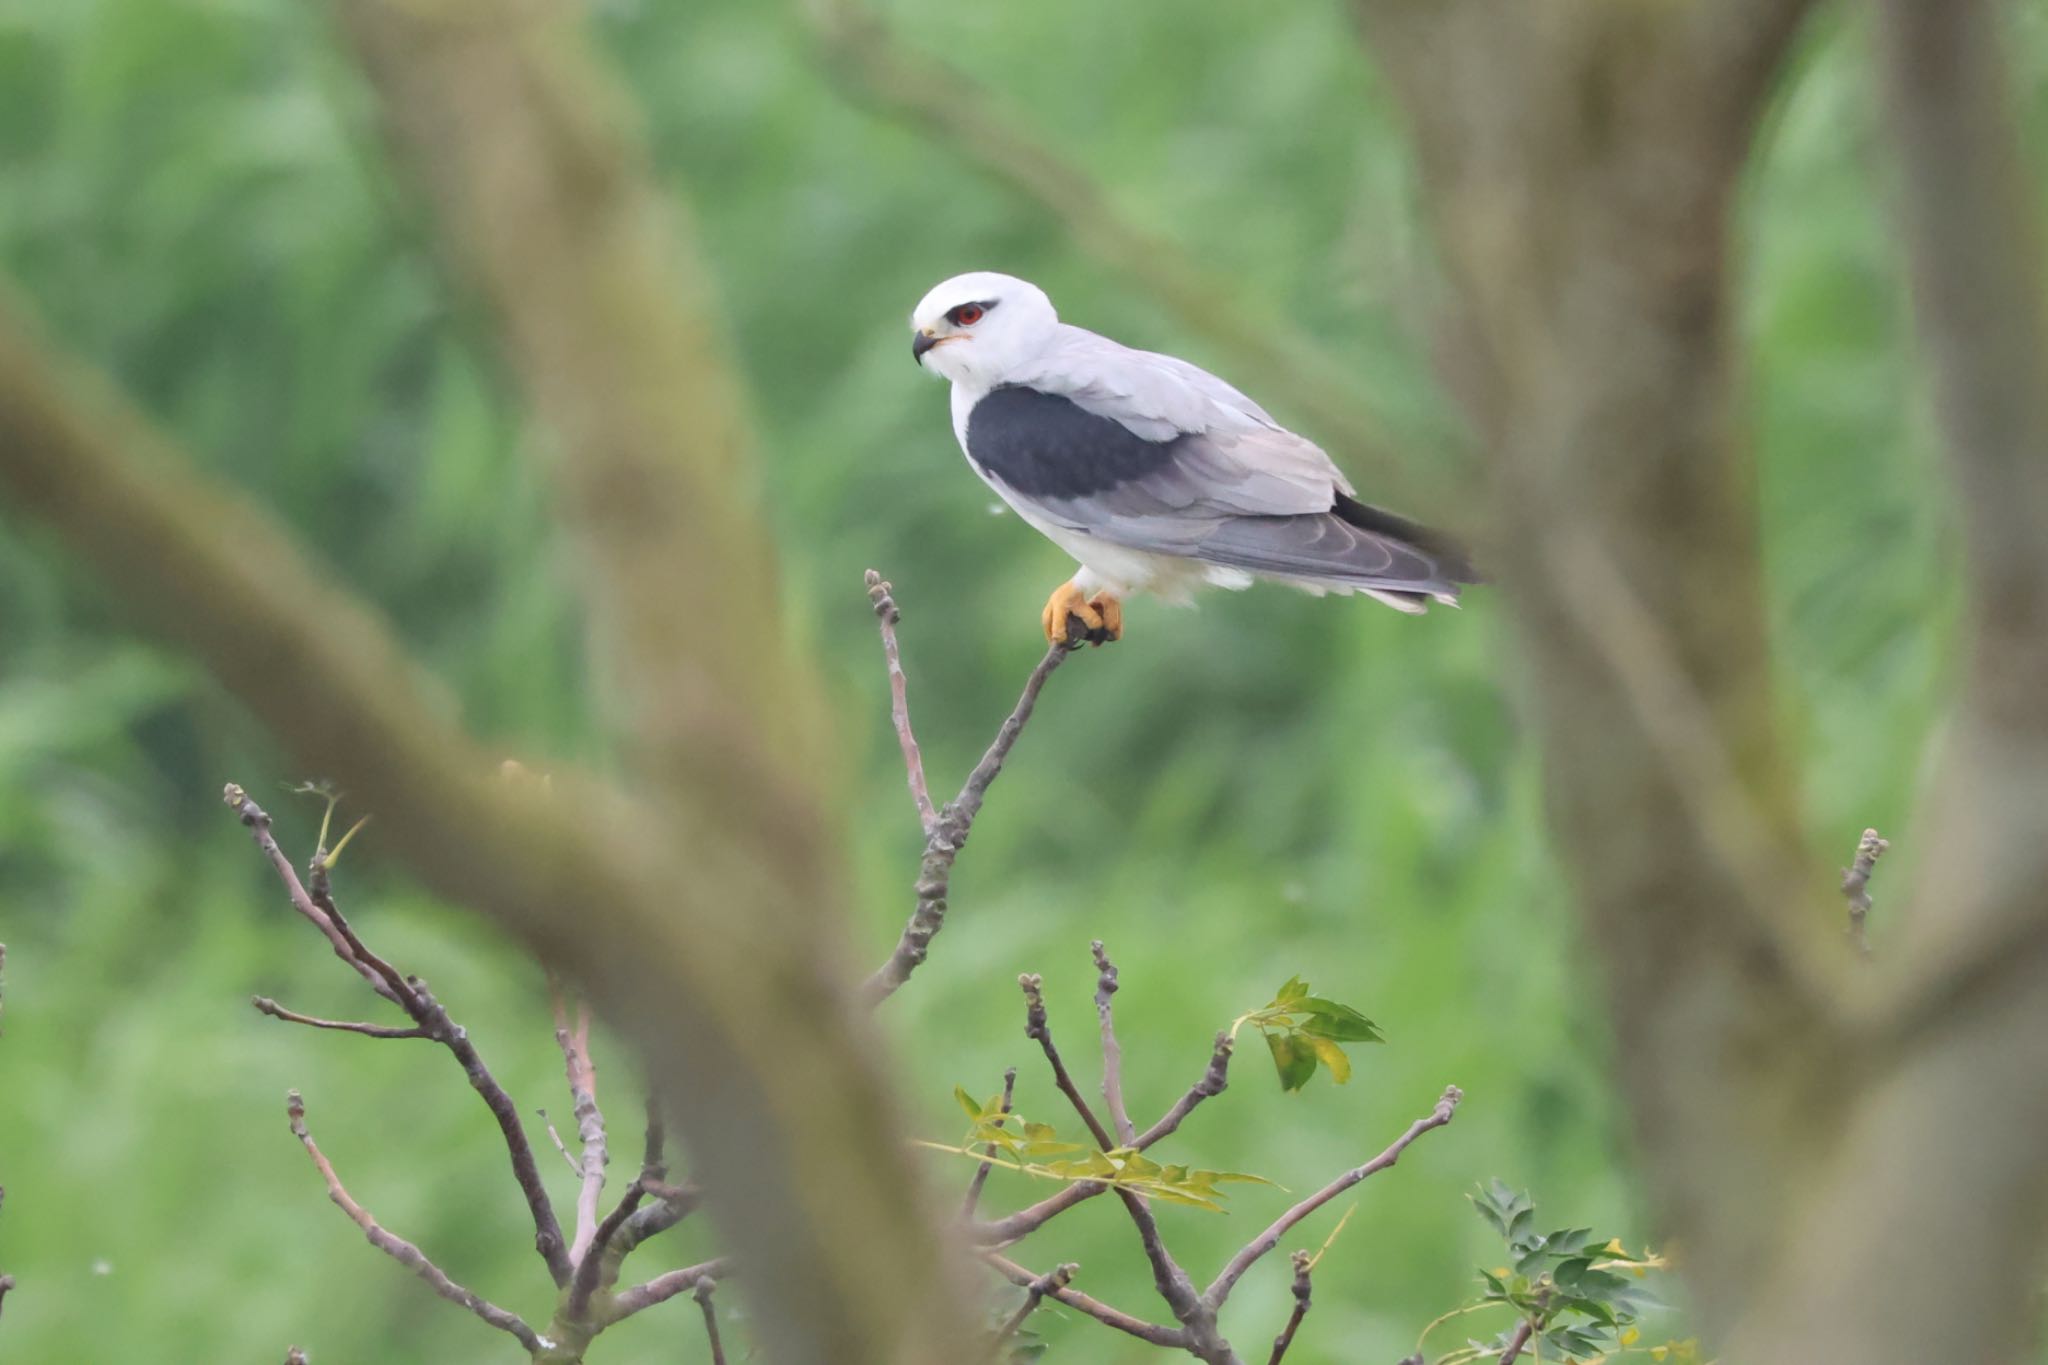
[911,331,938,364]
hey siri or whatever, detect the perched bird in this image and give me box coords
[910,271,1477,646]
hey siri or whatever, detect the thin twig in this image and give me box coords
[695,1277,729,1365]
[1204,1086,1462,1310]
[1497,1318,1535,1365]
[1136,1033,1233,1148]
[0,1273,11,1323]
[1093,941,1135,1145]
[867,570,938,837]
[224,786,401,1004]
[537,1109,586,1175]
[250,996,429,1039]
[1022,965,1205,1333]
[1842,827,1890,958]
[1019,973,1114,1149]
[964,1068,1018,1219]
[286,1091,542,1352]
[987,1262,1074,1360]
[866,637,1073,1005]
[972,1034,1232,1246]
[608,1257,732,1323]
[1265,1251,1313,1365]
[982,1252,1186,1349]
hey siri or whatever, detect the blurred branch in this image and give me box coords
[989,1262,1074,1359]
[867,572,938,838]
[251,996,429,1040]
[1351,0,1828,1331]
[609,1257,732,1323]
[331,0,830,828]
[1263,1252,1313,1365]
[694,1278,728,1365]
[0,6,974,1350]
[287,1090,544,1353]
[1840,829,1888,958]
[866,599,1075,1005]
[1715,5,2048,1361]
[1093,941,1135,1145]
[1203,1085,1461,1311]
[806,0,1419,498]
[962,1067,1017,1219]
[982,1253,1185,1349]
[1495,1319,1534,1365]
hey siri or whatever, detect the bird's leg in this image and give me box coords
[1041,580,1106,647]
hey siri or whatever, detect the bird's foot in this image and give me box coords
[1042,583,1122,648]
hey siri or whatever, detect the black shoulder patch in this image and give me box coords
[965,385,1180,499]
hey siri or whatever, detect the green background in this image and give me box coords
[0,0,2016,1359]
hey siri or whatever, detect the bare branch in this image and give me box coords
[1205,1086,1461,1310]
[695,1277,729,1365]
[867,570,937,837]
[551,982,609,1265]
[286,1091,542,1352]
[988,1262,1074,1360]
[567,1180,647,1321]
[1135,1033,1233,1149]
[250,996,429,1039]
[1496,1317,1535,1365]
[982,1252,1186,1350]
[0,1273,11,1323]
[1264,1251,1313,1365]
[963,1067,1018,1219]
[538,1109,585,1175]
[608,1257,731,1324]
[973,1033,1232,1246]
[1092,941,1134,1146]
[613,1181,703,1260]
[866,639,1073,1005]
[224,787,401,1005]
[233,793,572,1283]
[1018,973,1114,1149]
[1841,828,1889,958]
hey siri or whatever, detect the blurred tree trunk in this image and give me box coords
[0,1,981,1359]
[1356,0,2048,1359]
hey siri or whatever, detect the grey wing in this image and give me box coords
[994,330,1459,595]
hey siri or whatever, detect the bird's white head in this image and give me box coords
[909,271,1058,389]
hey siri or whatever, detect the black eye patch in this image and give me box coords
[946,299,1000,326]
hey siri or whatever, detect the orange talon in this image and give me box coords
[1041,581,1103,647]
[1089,593,1123,643]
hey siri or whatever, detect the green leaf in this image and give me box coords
[1296,998,1386,1043]
[954,1085,983,1120]
[1273,975,1310,1005]
[1306,1034,1353,1083]
[1264,1030,1319,1091]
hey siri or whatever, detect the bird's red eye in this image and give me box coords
[950,303,985,326]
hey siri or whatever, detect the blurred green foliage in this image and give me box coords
[0,0,2029,1360]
